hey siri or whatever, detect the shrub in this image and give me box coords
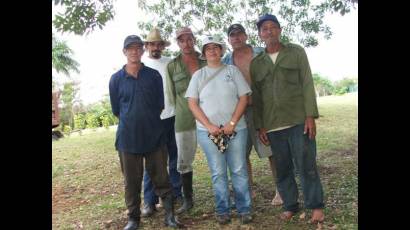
[63,125,72,135]
[74,113,86,129]
[86,113,100,128]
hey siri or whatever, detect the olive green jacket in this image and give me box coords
[250,42,319,131]
[166,52,207,132]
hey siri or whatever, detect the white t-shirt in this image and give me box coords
[185,64,251,131]
[142,55,175,120]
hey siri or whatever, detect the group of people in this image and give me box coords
[109,13,325,230]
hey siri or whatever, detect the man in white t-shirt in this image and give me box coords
[140,28,182,227]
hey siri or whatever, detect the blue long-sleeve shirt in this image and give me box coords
[109,64,165,154]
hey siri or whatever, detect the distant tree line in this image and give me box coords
[313,73,357,97]
[56,88,118,134]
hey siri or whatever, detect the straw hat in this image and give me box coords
[145,28,171,47]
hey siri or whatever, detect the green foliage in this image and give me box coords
[71,96,118,130]
[52,0,357,48]
[63,125,72,134]
[137,0,358,48]
[85,113,100,129]
[313,73,334,97]
[53,0,115,35]
[52,34,80,77]
[74,113,86,129]
[60,81,80,129]
[333,77,358,95]
[100,114,112,128]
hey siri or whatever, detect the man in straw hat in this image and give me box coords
[140,28,183,218]
[109,34,181,230]
[165,27,207,214]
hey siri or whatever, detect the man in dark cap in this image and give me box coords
[109,35,181,230]
[223,23,283,206]
[250,14,325,223]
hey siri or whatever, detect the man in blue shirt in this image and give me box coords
[109,35,181,230]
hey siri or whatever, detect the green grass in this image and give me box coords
[52,93,358,229]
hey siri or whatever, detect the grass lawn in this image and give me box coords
[52,92,357,230]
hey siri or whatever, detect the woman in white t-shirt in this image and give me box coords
[185,35,252,225]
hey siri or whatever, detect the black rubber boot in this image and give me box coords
[123,217,139,230]
[176,172,193,214]
[163,195,182,228]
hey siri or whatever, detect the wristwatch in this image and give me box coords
[229,121,235,126]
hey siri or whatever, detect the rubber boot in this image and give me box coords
[163,194,182,228]
[176,171,193,214]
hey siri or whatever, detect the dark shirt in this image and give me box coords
[109,64,165,154]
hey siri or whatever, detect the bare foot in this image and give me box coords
[251,189,256,199]
[280,211,294,221]
[310,209,325,224]
[271,192,283,206]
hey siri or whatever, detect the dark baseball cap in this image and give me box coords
[227,24,246,36]
[256,14,281,30]
[123,35,144,49]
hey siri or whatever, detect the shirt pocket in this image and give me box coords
[278,62,300,85]
[277,62,302,99]
[173,72,189,95]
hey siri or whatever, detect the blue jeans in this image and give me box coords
[143,117,182,205]
[197,128,251,215]
[267,124,324,212]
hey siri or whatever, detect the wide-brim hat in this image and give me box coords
[145,28,171,47]
[200,35,226,60]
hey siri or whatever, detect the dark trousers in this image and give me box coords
[143,116,182,205]
[267,124,324,212]
[118,145,173,219]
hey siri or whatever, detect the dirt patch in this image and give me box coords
[52,185,88,215]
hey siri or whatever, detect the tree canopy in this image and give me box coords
[53,0,114,35]
[52,0,357,48]
[52,34,80,77]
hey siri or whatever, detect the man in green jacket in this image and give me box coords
[250,14,325,223]
[165,27,207,214]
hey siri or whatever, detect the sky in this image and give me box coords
[52,0,358,105]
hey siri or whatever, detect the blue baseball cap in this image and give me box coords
[123,35,144,49]
[256,14,281,30]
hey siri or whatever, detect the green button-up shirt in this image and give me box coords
[166,52,207,132]
[250,42,319,131]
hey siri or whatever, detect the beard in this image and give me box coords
[151,50,161,58]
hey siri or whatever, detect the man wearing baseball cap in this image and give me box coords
[165,27,207,214]
[223,23,284,207]
[109,35,180,229]
[250,14,325,223]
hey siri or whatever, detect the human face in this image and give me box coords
[228,30,248,49]
[145,41,165,59]
[123,43,144,63]
[258,21,281,45]
[204,43,222,62]
[177,34,196,55]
